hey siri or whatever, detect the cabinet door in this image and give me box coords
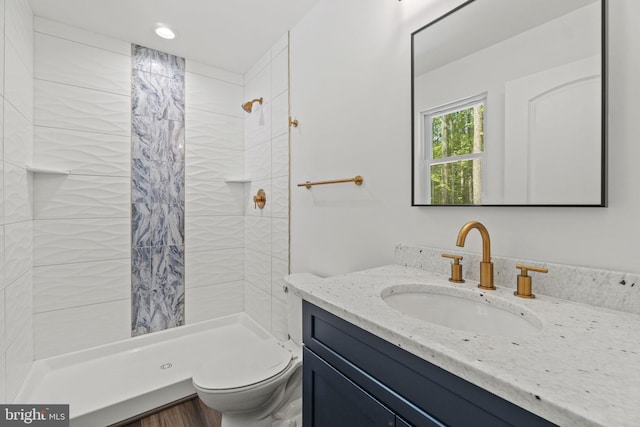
[303,347,397,427]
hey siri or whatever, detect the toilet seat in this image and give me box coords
[193,338,293,391]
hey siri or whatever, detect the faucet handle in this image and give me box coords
[514,264,548,299]
[253,188,266,209]
[442,254,465,283]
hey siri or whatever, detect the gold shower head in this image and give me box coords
[241,97,263,113]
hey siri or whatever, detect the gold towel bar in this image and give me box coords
[298,175,364,189]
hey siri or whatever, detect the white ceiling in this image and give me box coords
[28,0,322,75]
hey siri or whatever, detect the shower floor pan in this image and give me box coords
[14,314,270,427]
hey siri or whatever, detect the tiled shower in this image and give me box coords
[1,1,290,400]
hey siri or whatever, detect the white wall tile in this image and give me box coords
[185,72,243,117]
[272,133,289,179]
[34,259,130,313]
[244,50,272,86]
[245,216,272,255]
[4,100,33,167]
[185,249,243,289]
[0,100,4,158]
[0,291,5,352]
[34,298,130,358]
[34,127,130,176]
[271,257,289,302]
[5,40,34,123]
[245,141,272,181]
[272,91,289,138]
[243,28,290,343]
[34,17,130,55]
[0,2,5,98]
[5,0,34,69]
[272,298,288,341]
[272,218,289,261]
[5,271,32,348]
[186,144,243,181]
[244,65,272,150]
[6,324,33,402]
[3,164,32,224]
[4,222,33,285]
[186,60,243,85]
[185,216,243,252]
[186,108,243,151]
[34,175,130,219]
[185,281,243,324]
[0,164,4,225]
[272,49,289,98]
[0,355,6,403]
[35,33,131,96]
[186,180,244,216]
[244,103,271,150]
[271,32,289,59]
[34,218,130,266]
[245,62,271,100]
[245,249,271,292]
[1,0,35,393]
[0,227,4,290]
[244,281,271,332]
[35,80,130,136]
[271,175,289,219]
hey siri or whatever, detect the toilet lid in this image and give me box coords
[193,338,293,390]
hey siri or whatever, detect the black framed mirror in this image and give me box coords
[411,0,606,206]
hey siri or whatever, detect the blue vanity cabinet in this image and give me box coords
[304,347,412,426]
[302,301,557,427]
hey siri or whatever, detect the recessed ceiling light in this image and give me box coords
[155,26,176,40]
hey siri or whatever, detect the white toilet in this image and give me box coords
[193,293,303,427]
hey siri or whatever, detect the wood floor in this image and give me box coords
[117,396,222,427]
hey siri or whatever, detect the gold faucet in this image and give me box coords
[456,221,495,290]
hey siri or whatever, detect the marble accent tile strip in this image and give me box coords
[394,244,640,315]
[131,45,186,336]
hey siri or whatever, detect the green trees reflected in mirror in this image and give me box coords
[428,104,484,205]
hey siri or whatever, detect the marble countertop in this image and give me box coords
[286,265,640,427]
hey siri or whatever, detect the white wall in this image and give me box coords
[1,0,35,402]
[290,0,640,276]
[242,33,291,340]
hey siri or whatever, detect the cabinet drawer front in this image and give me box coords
[303,301,556,427]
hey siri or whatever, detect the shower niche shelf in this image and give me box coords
[26,165,70,175]
[224,177,252,183]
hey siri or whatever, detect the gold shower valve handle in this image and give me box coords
[514,264,548,299]
[253,189,266,209]
[441,253,465,283]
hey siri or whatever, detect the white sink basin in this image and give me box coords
[382,285,542,337]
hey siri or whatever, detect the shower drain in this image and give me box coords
[160,362,173,370]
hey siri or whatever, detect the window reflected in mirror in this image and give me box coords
[424,96,485,205]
